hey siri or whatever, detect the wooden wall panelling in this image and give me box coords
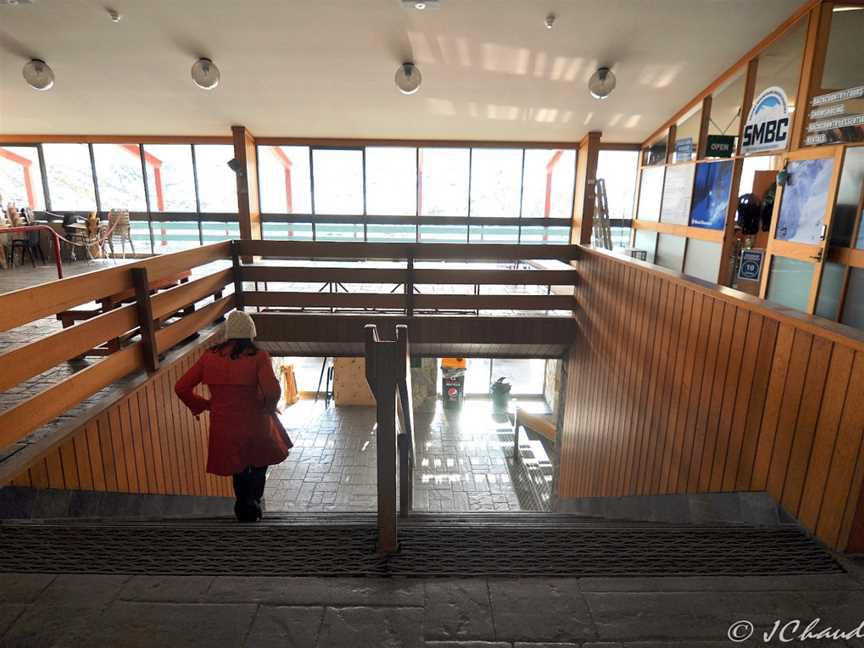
[85,420,106,491]
[562,247,864,551]
[73,434,93,491]
[59,437,79,490]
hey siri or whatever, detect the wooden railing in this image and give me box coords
[0,242,234,454]
[235,240,580,316]
[560,246,864,553]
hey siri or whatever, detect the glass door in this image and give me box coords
[760,145,845,313]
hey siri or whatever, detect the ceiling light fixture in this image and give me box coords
[400,0,440,10]
[588,66,616,100]
[191,58,220,90]
[415,2,426,8]
[395,62,422,95]
[106,8,122,22]
[22,59,54,91]
[545,13,556,29]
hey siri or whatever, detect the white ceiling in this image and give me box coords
[0,0,805,143]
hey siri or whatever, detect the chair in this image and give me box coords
[9,209,46,268]
[106,209,134,259]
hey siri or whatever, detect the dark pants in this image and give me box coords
[232,465,267,521]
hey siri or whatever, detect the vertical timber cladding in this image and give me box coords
[560,248,864,552]
[7,344,232,498]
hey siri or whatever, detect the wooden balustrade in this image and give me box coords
[560,246,864,553]
[0,242,234,455]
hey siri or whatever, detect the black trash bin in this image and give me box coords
[490,377,511,413]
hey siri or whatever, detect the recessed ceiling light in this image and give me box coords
[22,59,54,91]
[395,63,422,95]
[191,58,220,90]
[400,0,440,9]
[106,8,122,22]
[415,2,426,8]
[545,13,556,29]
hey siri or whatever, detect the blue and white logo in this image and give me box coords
[742,86,790,154]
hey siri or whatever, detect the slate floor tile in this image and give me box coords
[488,578,594,642]
[118,575,214,602]
[424,579,495,641]
[243,605,324,647]
[318,606,423,648]
[0,573,55,604]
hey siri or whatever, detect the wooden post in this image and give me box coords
[571,131,602,245]
[232,125,262,264]
[395,325,414,517]
[132,267,159,373]
[405,254,414,317]
[230,240,245,311]
[364,324,399,554]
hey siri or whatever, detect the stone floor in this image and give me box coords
[1,568,863,647]
[265,400,553,513]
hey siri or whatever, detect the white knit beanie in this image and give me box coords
[225,310,257,340]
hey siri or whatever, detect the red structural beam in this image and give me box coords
[0,147,36,209]
[119,144,165,212]
[544,150,564,219]
[268,146,294,213]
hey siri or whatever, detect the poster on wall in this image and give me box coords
[775,158,835,245]
[659,163,695,225]
[737,249,765,282]
[689,160,734,230]
[742,86,790,155]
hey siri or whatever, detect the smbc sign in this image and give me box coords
[741,86,790,154]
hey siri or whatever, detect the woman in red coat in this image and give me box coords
[175,310,289,522]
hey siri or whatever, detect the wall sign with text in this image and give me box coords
[742,86,790,155]
[805,84,864,146]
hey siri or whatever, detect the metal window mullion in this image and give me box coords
[191,144,203,246]
[36,143,52,212]
[362,147,368,242]
[466,148,473,243]
[567,148,578,244]
[309,147,317,241]
[518,149,526,244]
[415,147,421,243]
[138,143,154,255]
[88,143,101,213]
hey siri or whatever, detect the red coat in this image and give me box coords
[175,347,285,476]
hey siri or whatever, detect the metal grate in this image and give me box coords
[0,519,840,577]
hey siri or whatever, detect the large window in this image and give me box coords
[365,147,416,216]
[419,148,470,216]
[142,145,197,212]
[0,145,45,210]
[258,145,312,214]
[312,149,364,215]
[194,145,237,213]
[469,148,522,218]
[42,143,97,211]
[92,144,147,212]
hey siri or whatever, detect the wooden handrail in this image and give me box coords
[237,240,581,261]
[0,241,231,332]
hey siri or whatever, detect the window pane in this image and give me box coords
[143,145,197,212]
[655,233,686,272]
[683,239,722,283]
[815,261,845,320]
[634,229,657,263]
[92,144,147,212]
[708,69,747,151]
[367,223,416,242]
[469,148,522,218]
[775,157,835,244]
[312,149,363,215]
[258,146,312,214]
[660,163,695,225]
[841,267,864,331]
[130,219,152,254]
[820,5,864,91]
[830,146,864,248]
[519,226,569,244]
[469,224,518,243]
[365,147,416,216]
[43,143,97,211]
[262,221,313,241]
[491,358,546,395]
[766,255,814,312]
[637,166,664,222]
[674,107,701,163]
[152,220,199,252]
[463,358,491,394]
[201,220,240,243]
[419,223,467,242]
[419,148,469,216]
[194,145,237,213]
[0,146,46,210]
[597,150,639,221]
[315,222,364,241]
[521,149,575,219]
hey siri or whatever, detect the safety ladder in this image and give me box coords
[593,178,613,250]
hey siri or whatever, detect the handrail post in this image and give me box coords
[230,240,245,311]
[405,253,414,317]
[132,267,160,373]
[396,325,414,517]
[364,324,399,554]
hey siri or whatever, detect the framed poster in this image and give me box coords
[660,163,695,225]
[689,160,734,230]
[775,157,835,244]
